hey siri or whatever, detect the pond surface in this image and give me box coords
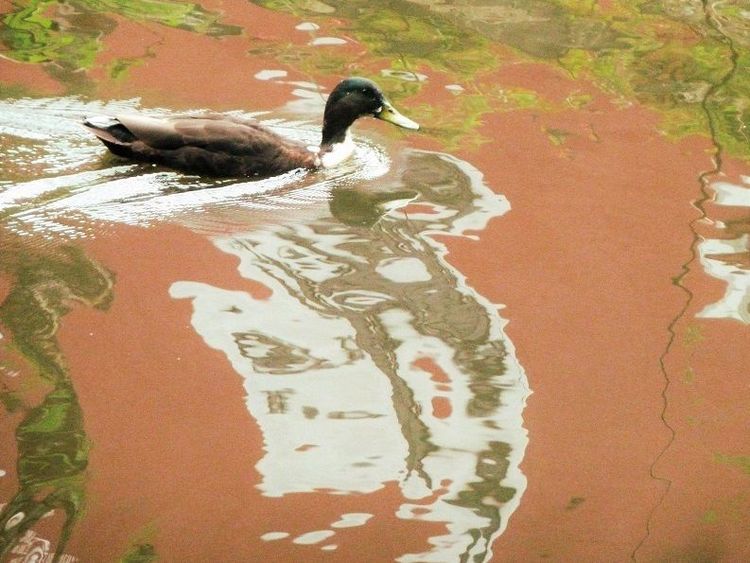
[1,1,749,561]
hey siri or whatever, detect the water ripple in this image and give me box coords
[0,96,391,238]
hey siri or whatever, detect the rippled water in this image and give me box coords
[698,177,750,323]
[0,91,529,561]
[1,1,749,562]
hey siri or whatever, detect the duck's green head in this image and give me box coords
[322,77,419,146]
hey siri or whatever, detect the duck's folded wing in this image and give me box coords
[115,114,300,155]
[114,114,186,149]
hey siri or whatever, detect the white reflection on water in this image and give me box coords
[170,152,530,562]
[698,178,750,323]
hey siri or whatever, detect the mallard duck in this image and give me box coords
[83,77,419,177]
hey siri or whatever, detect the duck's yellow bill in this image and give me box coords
[376,101,420,130]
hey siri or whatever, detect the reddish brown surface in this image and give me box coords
[90,3,366,110]
[91,10,298,109]
[0,58,65,96]
[2,2,749,561]
[438,64,750,560]
[640,164,750,560]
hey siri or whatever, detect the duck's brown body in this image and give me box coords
[84,114,317,177]
[83,78,419,177]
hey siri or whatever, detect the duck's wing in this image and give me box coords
[84,113,318,176]
[112,114,184,149]
[116,114,304,155]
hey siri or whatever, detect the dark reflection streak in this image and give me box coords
[633,3,740,560]
[355,216,443,480]
[353,312,438,486]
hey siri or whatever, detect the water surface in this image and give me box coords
[1,1,749,561]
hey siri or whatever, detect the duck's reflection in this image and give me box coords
[171,150,530,562]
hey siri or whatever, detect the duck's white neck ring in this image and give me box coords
[319,131,355,168]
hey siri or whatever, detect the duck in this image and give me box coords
[83,77,419,177]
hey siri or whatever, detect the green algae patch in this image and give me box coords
[715,453,750,476]
[1,0,240,93]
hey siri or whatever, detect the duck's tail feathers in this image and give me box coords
[83,115,137,145]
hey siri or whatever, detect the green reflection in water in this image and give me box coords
[1,0,748,155]
[0,0,240,92]
[253,0,750,160]
[714,453,750,476]
[120,542,158,563]
[537,0,748,161]
[256,0,493,77]
[250,0,508,148]
[0,242,114,559]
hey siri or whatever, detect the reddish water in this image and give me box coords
[1,1,749,561]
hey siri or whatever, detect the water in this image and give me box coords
[1,1,749,561]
